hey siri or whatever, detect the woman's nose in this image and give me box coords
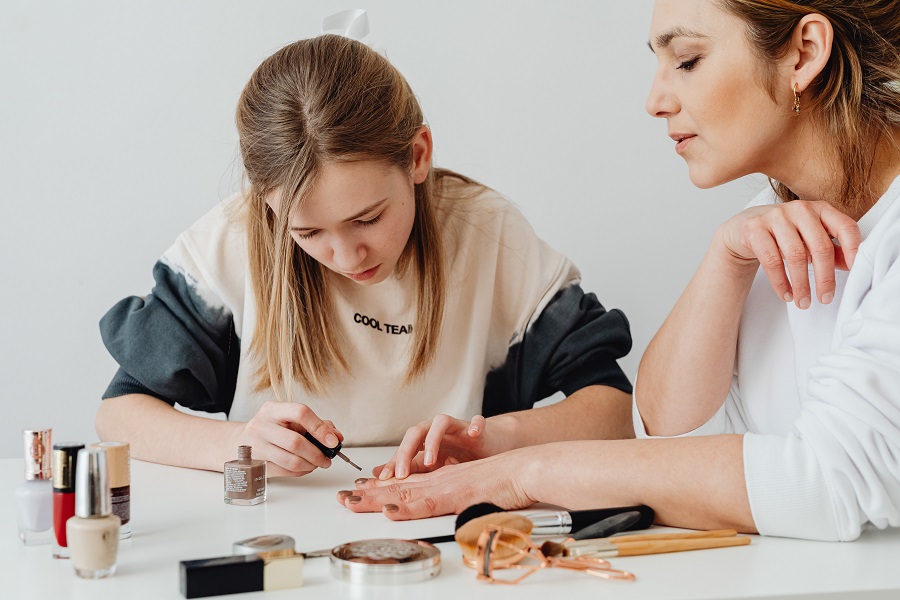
[645,73,678,118]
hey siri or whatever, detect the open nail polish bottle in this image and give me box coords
[224,446,266,505]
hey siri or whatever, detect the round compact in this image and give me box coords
[232,534,296,555]
[330,539,441,584]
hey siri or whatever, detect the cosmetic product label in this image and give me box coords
[224,466,248,495]
[110,486,130,525]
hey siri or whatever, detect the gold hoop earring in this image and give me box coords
[792,83,801,115]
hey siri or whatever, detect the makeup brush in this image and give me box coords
[419,503,652,544]
[540,529,748,558]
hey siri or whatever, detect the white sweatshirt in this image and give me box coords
[634,176,900,541]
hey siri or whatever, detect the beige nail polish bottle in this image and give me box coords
[67,448,121,579]
[224,445,266,505]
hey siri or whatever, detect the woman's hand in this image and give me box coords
[232,401,344,477]
[338,448,537,520]
[374,414,513,480]
[716,200,861,309]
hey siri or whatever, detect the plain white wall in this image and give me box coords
[0,1,761,458]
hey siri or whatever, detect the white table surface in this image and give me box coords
[4,447,900,600]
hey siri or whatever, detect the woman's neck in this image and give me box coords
[766,124,900,221]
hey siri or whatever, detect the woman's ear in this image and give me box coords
[787,13,833,95]
[410,125,433,184]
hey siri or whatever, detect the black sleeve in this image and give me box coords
[99,260,241,416]
[481,283,632,417]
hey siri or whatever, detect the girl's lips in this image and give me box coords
[346,265,380,281]
[675,135,697,155]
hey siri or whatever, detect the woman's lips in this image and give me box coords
[673,134,697,155]
[346,265,380,281]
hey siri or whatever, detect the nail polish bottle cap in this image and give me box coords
[91,441,130,488]
[237,445,252,461]
[52,442,85,492]
[22,429,52,480]
[75,448,112,518]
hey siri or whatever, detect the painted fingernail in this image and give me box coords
[325,433,339,447]
[799,297,811,309]
[446,456,459,465]
[783,292,794,302]
[355,477,369,485]
[384,504,400,513]
[396,467,407,479]
[378,468,393,481]
[347,495,362,504]
[822,292,834,304]
[338,490,354,499]
[424,451,434,466]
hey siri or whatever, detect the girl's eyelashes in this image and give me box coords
[676,56,702,72]
[291,213,382,240]
[357,214,382,227]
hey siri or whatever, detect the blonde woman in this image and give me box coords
[343,0,900,541]
[95,35,634,477]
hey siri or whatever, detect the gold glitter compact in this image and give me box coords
[329,539,441,584]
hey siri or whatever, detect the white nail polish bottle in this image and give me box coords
[15,429,54,545]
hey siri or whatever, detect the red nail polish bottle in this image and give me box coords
[52,442,84,559]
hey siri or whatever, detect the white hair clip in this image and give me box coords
[321,9,370,41]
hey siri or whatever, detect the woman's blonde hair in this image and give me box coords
[236,35,467,398]
[718,0,900,210]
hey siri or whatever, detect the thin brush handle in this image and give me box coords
[580,536,751,558]
[567,529,737,548]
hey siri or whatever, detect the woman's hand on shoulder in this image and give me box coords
[716,200,861,308]
[233,400,344,477]
[374,414,513,481]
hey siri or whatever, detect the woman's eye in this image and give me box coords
[293,231,318,240]
[676,56,701,72]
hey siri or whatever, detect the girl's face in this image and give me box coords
[645,0,796,188]
[277,160,417,286]
[268,128,432,287]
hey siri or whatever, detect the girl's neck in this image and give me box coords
[766,125,900,221]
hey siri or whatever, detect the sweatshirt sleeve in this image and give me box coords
[744,238,900,541]
[99,257,241,415]
[478,198,632,417]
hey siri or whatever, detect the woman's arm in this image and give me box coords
[638,201,861,436]
[96,394,342,477]
[347,435,755,533]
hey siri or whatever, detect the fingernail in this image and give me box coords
[783,292,794,302]
[446,456,459,465]
[347,495,362,504]
[424,451,434,466]
[822,292,834,304]
[396,467,407,479]
[355,477,369,485]
[384,504,400,513]
[469,425,479,435]
[799,297,811,310]
[338,490,354,499]
[325,433,339,447]
[379,468,393,481]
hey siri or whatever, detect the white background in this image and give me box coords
[0,1,759,458]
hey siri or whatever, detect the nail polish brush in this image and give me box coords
[303,432,361,471]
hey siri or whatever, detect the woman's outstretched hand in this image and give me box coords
[716,200,861,308]
[232,400,345,477]
[338,448,536,520]
[373,414,513,480]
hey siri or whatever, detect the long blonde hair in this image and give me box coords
[718,0,900,211]
[236,35,465,398]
